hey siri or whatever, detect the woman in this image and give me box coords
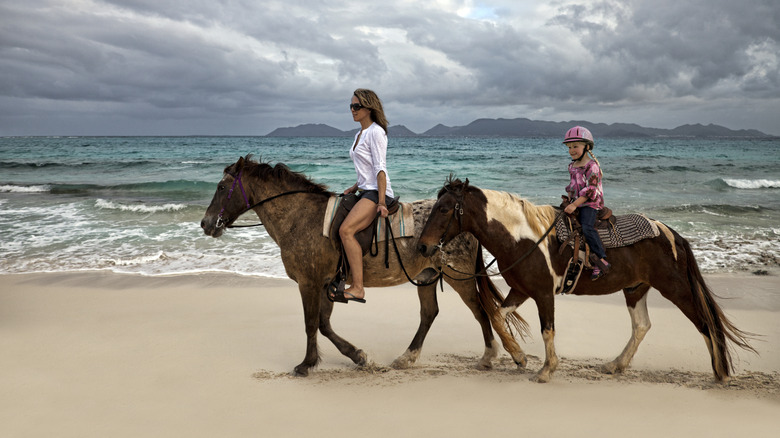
[329,88,395,303]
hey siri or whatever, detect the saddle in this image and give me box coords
[556,199,659,252]
[555,197,659,295]
[559,196,616,230]
[327,193,400,256]
[326,194,401,296]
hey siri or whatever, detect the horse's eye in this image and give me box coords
[438,205,449,213]
[218,184,225,191]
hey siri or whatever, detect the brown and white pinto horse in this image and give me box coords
[418,178,756,383]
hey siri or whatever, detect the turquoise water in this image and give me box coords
[1,136,778,277]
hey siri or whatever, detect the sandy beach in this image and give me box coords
[1,271,778,437]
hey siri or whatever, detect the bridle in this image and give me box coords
[215,168,327,229]
[433,187,465,250]
[433,186,563,279]
[215,168,250,229]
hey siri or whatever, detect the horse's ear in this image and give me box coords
[236,156,245,169]
[464,178,469,189]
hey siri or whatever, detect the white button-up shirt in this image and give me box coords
[349,122,393,197]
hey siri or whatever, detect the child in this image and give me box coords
[562,126,611,280]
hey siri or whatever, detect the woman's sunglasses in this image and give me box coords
[349,103,365,111]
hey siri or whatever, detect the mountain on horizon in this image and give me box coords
[266,123,419,137]
[265,118,771,138]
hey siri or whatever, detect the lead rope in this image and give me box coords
[381,209,561,289]
[441,210,564,280]
[383,217,444,290]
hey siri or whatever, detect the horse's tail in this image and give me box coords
[680,235,758,380]
[475,244,531,340]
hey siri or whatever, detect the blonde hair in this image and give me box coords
[587,149,603,177]
[353,88,388,134]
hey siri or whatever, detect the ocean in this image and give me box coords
[1,136,778,278]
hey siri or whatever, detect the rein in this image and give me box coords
[216,169,328,229]
[226,190,322,228]
[435,189,564,280]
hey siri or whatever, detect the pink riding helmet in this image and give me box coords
[563,126,594,146]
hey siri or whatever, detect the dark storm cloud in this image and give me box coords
[0,0,778,135]
[547,0,780,98]
[403,0,780,105]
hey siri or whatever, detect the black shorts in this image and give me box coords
[357,190,395,205]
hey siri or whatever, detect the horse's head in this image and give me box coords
[200,156,251,237]
[418,176,475,257]
[201,155,333,237]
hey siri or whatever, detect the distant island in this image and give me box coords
[266,118,771,138]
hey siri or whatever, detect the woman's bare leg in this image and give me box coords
[338,198,378,300]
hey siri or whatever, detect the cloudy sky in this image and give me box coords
[1,0,778,136]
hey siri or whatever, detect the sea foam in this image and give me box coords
[722,178,780,189]
[0,184,51,193]
[95,199,187,213]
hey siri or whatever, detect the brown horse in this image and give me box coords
[200,156,527,376]
[417,178,756,383]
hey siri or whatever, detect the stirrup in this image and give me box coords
[326,275,345,301]
[590,258,610,281]
[589,254,611,272]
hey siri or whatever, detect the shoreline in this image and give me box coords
[1,271,778,437]
[6,268,779,309]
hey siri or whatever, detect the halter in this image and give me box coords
[435,186,465,249]
[216,169,250,229]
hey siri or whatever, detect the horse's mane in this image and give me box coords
[437,174,466,199]
[515,196,558,236]
[440,176,558,236]
[233,155,333,195]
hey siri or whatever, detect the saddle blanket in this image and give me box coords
[322,195,415,241]
[556,213,660,249]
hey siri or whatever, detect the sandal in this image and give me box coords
[327,278,366,303]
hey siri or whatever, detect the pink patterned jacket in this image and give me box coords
[566,159,604,210]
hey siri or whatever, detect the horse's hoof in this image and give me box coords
[601,362,623,375]
[354,349,368,367]
[391,349,420,369]
[534,370,552,383]
[391,358,410,369]
[292,365,310,377]
[476,361,493,371]
[514,355,528,369]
